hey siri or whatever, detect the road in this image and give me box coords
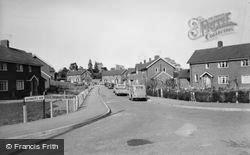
[56,86,250,155]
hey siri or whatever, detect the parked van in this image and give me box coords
[114,84,128,95]
[129,85,147,101]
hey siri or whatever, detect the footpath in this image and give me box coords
[149,96,250,112]
[0,86,111,139]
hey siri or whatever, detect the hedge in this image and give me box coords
[146,88,250,104]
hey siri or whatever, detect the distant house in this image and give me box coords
[0,40,45,99]
[187,41,250,90]
[102,69,127,84]
[67,69,92,84]
[174,69,190,89]
[32,55,55,89]
[128,55,179,87]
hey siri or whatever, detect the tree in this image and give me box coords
[57,67,69,80]
[69,62,78,71]
[93,62,99,73]
[165,78,177,89]
[88,59,93,73]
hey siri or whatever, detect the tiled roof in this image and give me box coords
[67,69,87,76]
[187,43,250,64]
[175,69,190,79]
[135,57,177,71]
[127,68,135,74]
[0,46,42,66]
[102,69,126,76]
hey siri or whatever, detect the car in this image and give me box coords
[114,84,128,96]
[107,83,114,89]
[129,85,147,101]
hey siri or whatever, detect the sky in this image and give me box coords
[0,0,250,71]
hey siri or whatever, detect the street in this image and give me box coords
[56,86,250,155]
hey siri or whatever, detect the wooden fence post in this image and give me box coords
[23,100,27,123]
[66,99,69,114]
[50,101,53,118]
[236,91,239,103]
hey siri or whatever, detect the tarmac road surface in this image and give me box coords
[56,85,250,155]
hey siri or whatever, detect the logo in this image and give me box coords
[188,12,237,41]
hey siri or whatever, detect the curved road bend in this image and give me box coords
[56,86,250,155]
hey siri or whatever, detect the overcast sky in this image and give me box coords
[0,0,250,71]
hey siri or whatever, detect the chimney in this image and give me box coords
[218,41,223,48]
[143,60,146,64]
[149,58,152,62]
[0,40,9,48]
[154,55,160,60]
[140,62,142,64]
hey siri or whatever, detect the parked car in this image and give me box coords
[107,83,115,89]
[114,84,128,96]
[129,85,147,101]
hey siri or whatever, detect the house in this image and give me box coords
[67,69,92,84]
[174,69,191,89]
[32,55,55,89]
[128,55,179,87]
[102,69,127,84]
[187,41,250,90]
[0,40,45,99]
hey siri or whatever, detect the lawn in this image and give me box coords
[0,99,78,126]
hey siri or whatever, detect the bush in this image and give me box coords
[238,91,250,103]
[178,91,191,101]
[195,91,212,102]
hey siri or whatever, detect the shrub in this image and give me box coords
[238,91,250,103]
[178,91,191,101]
[195,91,212,102]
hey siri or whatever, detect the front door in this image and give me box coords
[30,78,38,96]
[203,76,211,89]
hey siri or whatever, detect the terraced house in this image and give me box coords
[67,69,92,85]
[0,40,45,99]
[188,41,250,90]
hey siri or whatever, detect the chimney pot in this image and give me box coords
[154,55,160,60]
[140,62,142,64]
[143,60,146,64]
[149,58,152,62]
[218,41,223,48]
[0,40,9,48]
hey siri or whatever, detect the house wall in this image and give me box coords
[190,60,250,90]
[147,59,175,79]
[0,62,45,99]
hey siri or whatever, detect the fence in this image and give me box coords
[146,88,250,104]
[21,86,93,123]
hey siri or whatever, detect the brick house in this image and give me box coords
[187,41,250,90]
[102,69,127,84]
[0,40,45,99]
[67,69,92,84]
[32,55,55,89]
[128,55,179,87]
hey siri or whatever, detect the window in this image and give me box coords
[241,59,249,67]
[16,64,23,72]
[194,74,198,83]
[218,62,228,68]
[16,80,24,90]
[205,63,210,69]
[218,76,229,84]
[155,68,158,73]
[163,68,166,72]
[0,63,7,71]
[241,75,250,84]
[28,66,32,72]
[0,80,8,91]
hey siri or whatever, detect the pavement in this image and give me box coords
[0,86,111,139]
